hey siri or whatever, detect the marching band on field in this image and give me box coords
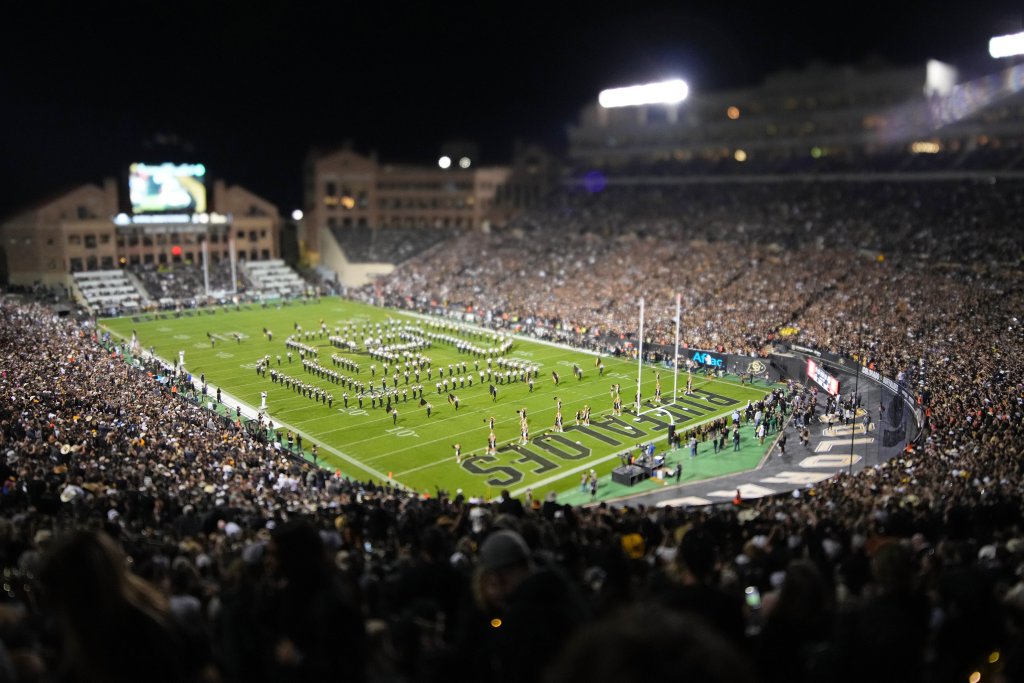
[253,316,619,464]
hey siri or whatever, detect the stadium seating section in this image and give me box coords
[2,173,1024,682]
[71,269,149,314]
[331,226,459,264]
[131,264,251,306]
[243,259,307,298]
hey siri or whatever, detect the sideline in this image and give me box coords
[509,406,739,499]
[100,325,400,487]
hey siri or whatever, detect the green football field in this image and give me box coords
[100,298,773,500]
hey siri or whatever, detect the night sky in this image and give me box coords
[1,0,1020,217]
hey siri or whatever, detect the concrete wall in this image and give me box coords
[318,226,394,288]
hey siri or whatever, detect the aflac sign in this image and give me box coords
[691,351,724,368]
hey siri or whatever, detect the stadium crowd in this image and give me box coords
[330,226,458,265]
[131,265,249,306]
[366,179,1023,362]
[0,176,1023,683]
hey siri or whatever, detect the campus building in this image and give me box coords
[0,177,281,288]
[301,146,518,286]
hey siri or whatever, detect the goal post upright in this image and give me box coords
[635,297,645,414]
[202,239,210,298]
[672,292,681,403]
[633,294,684,419]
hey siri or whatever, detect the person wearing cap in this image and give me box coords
[458,529,587,683]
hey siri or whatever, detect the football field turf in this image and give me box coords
[100,298,773,501]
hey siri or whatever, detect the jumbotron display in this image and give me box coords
[128,162,207,214]
[806,358,840,396]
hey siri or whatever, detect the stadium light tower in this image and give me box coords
[598,79,689,108]
[989,30,1024,58]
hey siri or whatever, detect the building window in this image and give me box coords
[326,181,337,196]
[100,234,110,244]
[101,256,114,269]
[84,234,97,248]
[249,231,258,242]
[76,206,89,219]
[129,254,140,265]
[260,229,267,238]
[144,253,154,264]
[261,248,270,259]
[158,253,167,265]
[143,236,154,247]
[69,257,84,272]
[68,235,82,246]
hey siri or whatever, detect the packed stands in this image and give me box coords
[2,173,1023,682]
[330,226,459,264]
[365,178,1024,362]
[131,264,250,307]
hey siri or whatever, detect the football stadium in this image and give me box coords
[2,6,1024,683]
[100,298,779,502]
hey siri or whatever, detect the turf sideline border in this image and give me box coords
[100,325,401,487]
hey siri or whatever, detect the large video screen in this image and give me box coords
[129,162,207,214]
[807,358,840,395]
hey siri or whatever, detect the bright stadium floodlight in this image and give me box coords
[990,31,1024,58]
[291,209,303,221]
[438,155,452,169]
[598,79,689,108]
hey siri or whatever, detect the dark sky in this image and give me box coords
[1,0,1020,216]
